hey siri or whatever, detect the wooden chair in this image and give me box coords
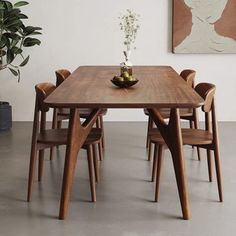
[27,83,102,203]
[149,83,223,203]
[144,69,201,161]
[49,69,107,161]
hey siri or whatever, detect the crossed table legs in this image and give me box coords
[59,107,190,220]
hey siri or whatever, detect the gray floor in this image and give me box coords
[0,122,235,236]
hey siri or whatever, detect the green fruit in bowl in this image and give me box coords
[121,71,130,79]
[128,76,137,81]
[113,76,123,82]
[117,76,124,82]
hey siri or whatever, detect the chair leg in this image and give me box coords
[99,116,105,150]
[213,146,223,202]
[193,111,201,161]
[189,120,194,129]
[98,141,103,161]
[146,117,154,149]
[148,142,153,161]
[96,116,105,151]
[50,109,57,160]
[189,120,195,149]
[207,149,213,182]
[146,116,152,148]
[57,120,62,129]
[196,147,201,161]
[49,147,55,161]
[55,121,62,150]
[96,118,100,128]
[155,145,164,202]
[92,144,99,183]
[38,150,44,182]
[27,149,37,202]
[87,145,96,202]
[151,144,158,182]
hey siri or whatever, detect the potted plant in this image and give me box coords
[0,0,42,131]
[119,9,140,75]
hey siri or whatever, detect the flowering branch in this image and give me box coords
[119,9,140,51]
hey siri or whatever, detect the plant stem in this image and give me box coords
[0,28,3,66]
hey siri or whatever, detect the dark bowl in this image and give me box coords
[111,79,139,88]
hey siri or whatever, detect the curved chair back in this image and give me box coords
[180,69,196,88]
[33,82,57,134]
[195,83,216,113]
[35,83,56,112]
[55,69,71,87]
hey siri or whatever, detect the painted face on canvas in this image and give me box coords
[184,0,228,23]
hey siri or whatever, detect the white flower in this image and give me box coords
[119,9,140,51]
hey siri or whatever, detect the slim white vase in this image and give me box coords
[120,50,133,75]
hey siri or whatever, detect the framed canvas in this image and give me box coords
[172,0,236,53]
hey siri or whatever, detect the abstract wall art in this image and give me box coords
[173,0,236,53]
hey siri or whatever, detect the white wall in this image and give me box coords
[0,0,236,121]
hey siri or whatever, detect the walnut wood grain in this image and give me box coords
[44,66,203,109]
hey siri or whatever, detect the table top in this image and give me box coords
[44,66,204,109]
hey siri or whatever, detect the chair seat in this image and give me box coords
[83,128,102,146]
[38,128,68,145]
[57,108,107,120]
[149,128,212,146]
[38,128,102,146]
[144,108,193,119]
[182,129,213,145]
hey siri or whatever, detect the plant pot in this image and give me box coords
[0,101,12,131]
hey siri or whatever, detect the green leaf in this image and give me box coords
[11,46,22,54]
[4,1,13,10]
[18,13,28,19]
[5,37,11,48]
[9,67,18,76]
[14,1,29,8]
[23,37,41,47]
[28,32,42,36]
[4,32,21,40]
[7,49,14,63]
[5,19,22,28]
[17,69,20,82]
[23,26,42,36]
[11,37,21,48]
[19,55,29,66]
[6,8,21,17]
[0,35,7,48]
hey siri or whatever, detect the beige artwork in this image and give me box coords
[173,0,236,53]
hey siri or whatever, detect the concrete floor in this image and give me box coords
[0,122,235,236]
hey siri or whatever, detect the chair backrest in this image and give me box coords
[180,69,196,88]
[195,83,216,113]
[35,83,56,112]
[195,83,216,132]
[34,83,56,132]
[55,69,71,86]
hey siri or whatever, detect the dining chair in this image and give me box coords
[49,69,107,161]
[144,69,201,161]
[149,83,223,203]
[27,82,102,203]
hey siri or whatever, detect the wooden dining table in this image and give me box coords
[44,66,204,220]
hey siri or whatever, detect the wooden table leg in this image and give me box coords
[59,108,100,220]
[148,108,190,220]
